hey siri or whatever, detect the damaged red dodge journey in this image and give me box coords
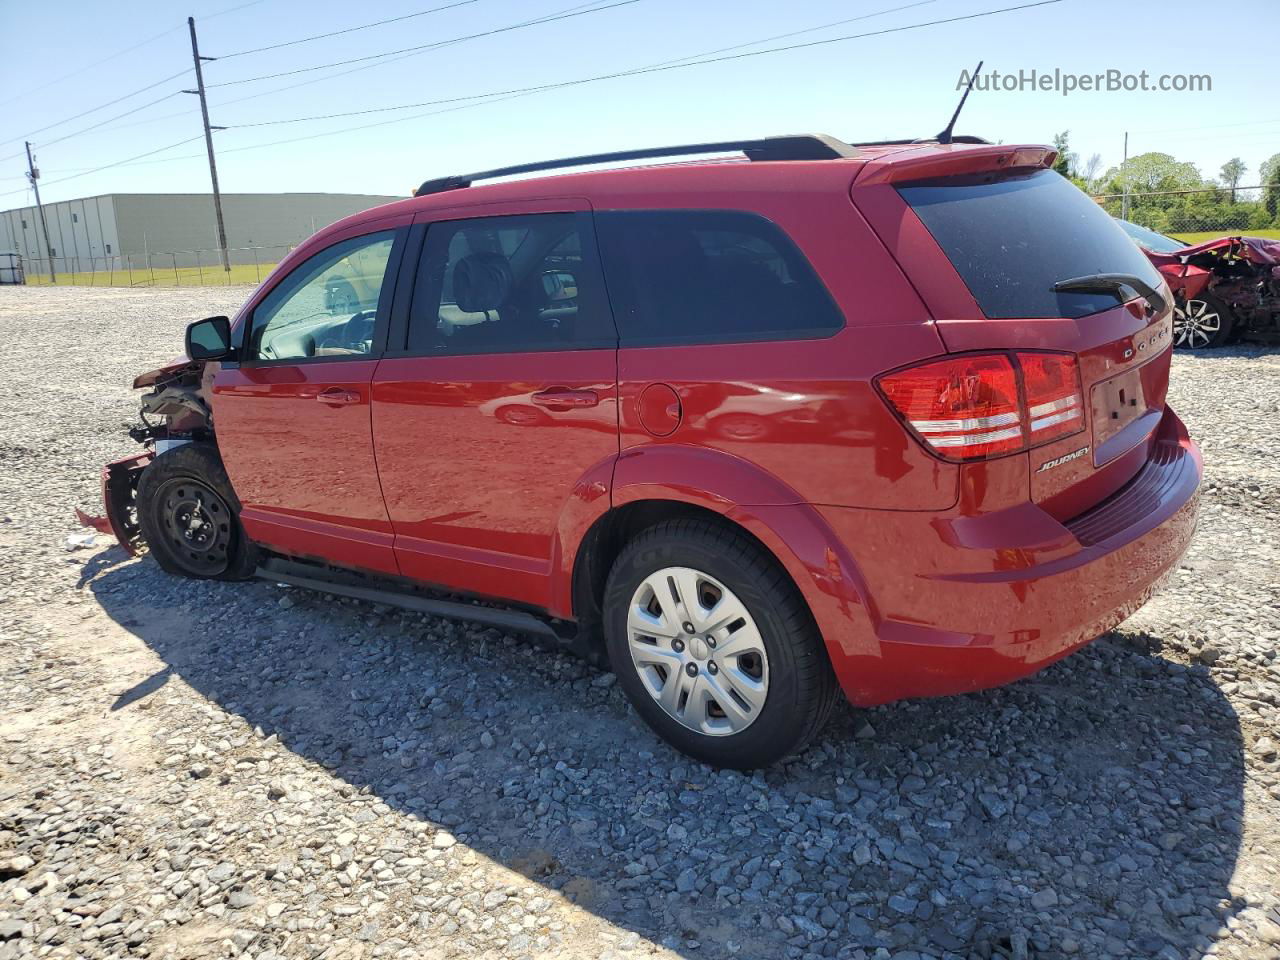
[86,132,1202,768]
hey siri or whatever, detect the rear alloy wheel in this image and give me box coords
[1173,293,1234,349]
[137,444,258,580]
[604,519,837,769]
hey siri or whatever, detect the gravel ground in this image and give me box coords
[2,285,1279,960]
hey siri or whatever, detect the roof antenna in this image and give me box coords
[936,60,983,144]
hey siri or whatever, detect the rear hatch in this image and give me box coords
[856,149,1173,520]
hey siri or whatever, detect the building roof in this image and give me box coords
[0,191,402,215]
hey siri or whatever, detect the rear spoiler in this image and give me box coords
[853,144,1057,187]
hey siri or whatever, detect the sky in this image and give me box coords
[1,0,1277,209]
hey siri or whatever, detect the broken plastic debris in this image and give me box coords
[65,532,97,551]
[75,508,113,535]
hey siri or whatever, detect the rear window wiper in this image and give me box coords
[1051,273,1166,316]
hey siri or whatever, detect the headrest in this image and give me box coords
[453,252,512,313]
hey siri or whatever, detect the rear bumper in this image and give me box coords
[819,407,1201,706]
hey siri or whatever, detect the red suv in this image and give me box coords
[86,133,1202,769]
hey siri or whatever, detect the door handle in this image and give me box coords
[530,388,600,410]
[316,387,360,405]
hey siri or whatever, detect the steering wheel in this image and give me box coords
[342,310,376,352]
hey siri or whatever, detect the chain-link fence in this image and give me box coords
[16,244,295,288]
[1093,185,1280,243]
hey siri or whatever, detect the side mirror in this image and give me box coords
[185,316,235,361]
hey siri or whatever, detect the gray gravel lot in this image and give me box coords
[2,285,1279,960]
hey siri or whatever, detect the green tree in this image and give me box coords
[1100,152,1203,195]
[1260,152,1280,187]
[1219,157,1247,202]
[1081,152,1103,189]
[1264,162,1280,221]
[1051,130,1076,178]
[1261,153,1280,221]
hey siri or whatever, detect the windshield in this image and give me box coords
[1114,218,1188,254]
[899,169,1166,320]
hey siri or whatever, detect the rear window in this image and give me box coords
[1115,218,1187,254]
[595,210,844,346]
[899,169,1165,319]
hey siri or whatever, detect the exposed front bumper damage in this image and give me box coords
[77,451,154,555]
[78,356,211,555]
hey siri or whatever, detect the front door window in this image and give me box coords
[250,231,396,361]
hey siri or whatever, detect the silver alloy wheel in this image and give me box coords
[627,566,770,736]
[1173,298,1222,349]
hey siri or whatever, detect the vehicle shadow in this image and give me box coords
[86,559,1245,960]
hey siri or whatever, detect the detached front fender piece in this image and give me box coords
[78,452,154,555]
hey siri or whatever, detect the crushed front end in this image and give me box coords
[78,358,214,554]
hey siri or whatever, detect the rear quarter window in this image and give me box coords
[899,169,1165,319]
[595,210,845,346]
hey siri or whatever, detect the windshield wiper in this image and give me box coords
[1052,273,1166,316]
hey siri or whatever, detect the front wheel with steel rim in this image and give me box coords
[1173,293,1234,349]
[137,444,259,581]
[604,519,838,769]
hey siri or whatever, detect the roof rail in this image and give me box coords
[414,133,858,197]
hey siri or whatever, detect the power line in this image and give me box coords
[0,24,186,109]
[201,0,272,21]
[0,67,190,149]
[643,0,942,69]
[205,0,642,88]
[218,90,540,156]
[205,0,630,113]
[0,0,268,110]
[217,0,485,59]
[36,151,211,176]
[7,0,1062,196]
[203,0,925,117]
[211,47,455,112]
[0,92,186,164]
[203,0,1063,167]
[225,0,1063,132]
[0,136,205,200]
[3,1,623,188]
[1134,118,1280,136]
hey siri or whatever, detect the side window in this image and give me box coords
[250,231,397,361]
[594,210,845,346]
[406,212,615,355]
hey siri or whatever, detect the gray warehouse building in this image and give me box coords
[0,192,402,272]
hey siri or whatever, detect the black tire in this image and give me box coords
[1174,293,1235,349]
[136,444,259,581]
[603,519,838,769]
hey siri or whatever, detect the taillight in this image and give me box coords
[1019,352,1084,443]
[878,354,1023,459]
[877,351,1084,462]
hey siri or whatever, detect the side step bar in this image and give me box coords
[256,557,566,642]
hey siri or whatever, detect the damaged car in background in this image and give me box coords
[1116,218,1280,349]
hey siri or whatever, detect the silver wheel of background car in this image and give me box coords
[627,566,770,736]
[1174,298,1223,349]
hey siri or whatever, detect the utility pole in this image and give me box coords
[24,141,56,284]
[1120,131,1130,221]
[185,16,230,273]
